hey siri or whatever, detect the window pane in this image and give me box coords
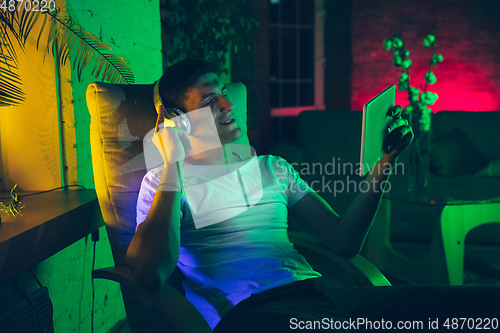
[282,82,298,107]
[299,82,314,106]
[281,0,297,24]
[270,82,280,108]
[299,28,314,79]
[270,1,279,23]
[282,28,297,80]
[299,0,314,25]
[270,27,280,80]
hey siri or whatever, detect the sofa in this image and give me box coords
[269,110,500,245]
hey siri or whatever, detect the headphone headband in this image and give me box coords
[153,79,192,134]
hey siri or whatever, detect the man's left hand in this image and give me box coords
[383,105,414,160]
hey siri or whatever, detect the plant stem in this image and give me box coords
[424,15,440,93]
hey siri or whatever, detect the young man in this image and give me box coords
[126,59,498,332]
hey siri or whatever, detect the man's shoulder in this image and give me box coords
[258,154,287,164]
[256,155,295,177]
[259,154,292,169]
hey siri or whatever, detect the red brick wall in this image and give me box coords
[351,0,500,111]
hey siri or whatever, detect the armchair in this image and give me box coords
[86,81,390,333]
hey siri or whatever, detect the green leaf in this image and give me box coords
[392,36,403,48]
[419,108,432,132]
[393,54,402,66]
[0,184,24,216]
[44,10,134,84]
[403,104,413,115]
[419,92,438,105]
[399,73,409,83]
[409,87,420,102]
[401,59,412,70]
[0,4,135,107]
[398,81,409,91]
[383,39,393,50]
[432,54,443,64]
[409,87,420,95]
[0,61,25,106]
[423,34,435,47]
[163,0,258,76]
[424,72,437,84]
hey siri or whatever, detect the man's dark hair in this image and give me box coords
[159,59,216,112]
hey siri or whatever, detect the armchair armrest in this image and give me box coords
[92,266,212,333]
[288,231,391,287]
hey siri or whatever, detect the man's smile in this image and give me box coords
[218,118,235,125]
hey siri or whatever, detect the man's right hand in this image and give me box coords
[153,105,192,164]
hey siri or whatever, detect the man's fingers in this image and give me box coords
[387,105,402,117]
[393,129,413,148]
[152,126,192,165]
[155,105,165,132]
[384,125,413,154]
[386,117,407,134]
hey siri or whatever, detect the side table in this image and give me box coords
[363,189,500,285]
[0,189,104,283]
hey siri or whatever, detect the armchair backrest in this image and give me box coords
[87,82,249,266]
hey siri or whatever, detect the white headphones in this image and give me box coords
[153,79,192,134]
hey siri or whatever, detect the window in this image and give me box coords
[270,0,316,115]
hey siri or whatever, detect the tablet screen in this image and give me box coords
[359,85,396,176]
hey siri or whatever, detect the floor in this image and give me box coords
[109,241,500,333]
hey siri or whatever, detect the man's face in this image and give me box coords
[183,73,242,144]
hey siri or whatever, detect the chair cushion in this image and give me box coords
[430,128,489,177]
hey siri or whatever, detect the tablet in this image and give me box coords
[359,85,396,176]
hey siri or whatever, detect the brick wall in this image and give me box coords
[350,0,500,111]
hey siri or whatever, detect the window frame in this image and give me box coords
[270,0,325,117]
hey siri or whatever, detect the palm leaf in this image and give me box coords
[0,5,135,107]
[0,184,24,216]
[1,8,40,51]
[0,12,21,65]
[18,7,41,47]
[43,10,135,84]
[0,66,25,106]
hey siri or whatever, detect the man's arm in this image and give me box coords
[126,108,189,293]
[288,106,412,256]
[126,165,182,293]
[288,151,397,256]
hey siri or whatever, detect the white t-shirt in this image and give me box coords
[136,155,322,328]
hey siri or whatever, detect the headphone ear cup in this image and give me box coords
[166,107,184,115]
[165,107,192,134]
[154,79,191,134]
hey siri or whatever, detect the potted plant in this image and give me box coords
[0,184,23,222]
[384,18,444,190]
